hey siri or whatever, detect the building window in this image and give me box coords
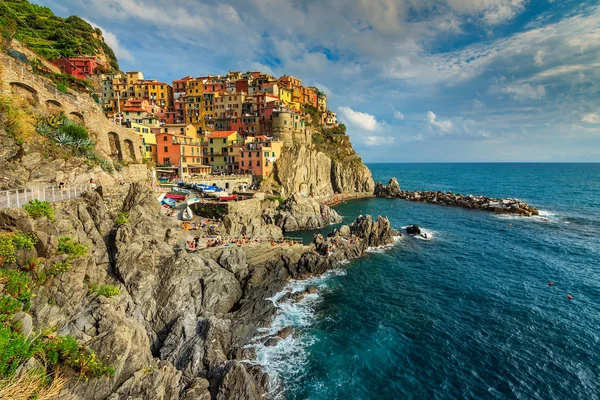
[210,139,213,144]
[256,152,259,157]
[182,157,187,162]
[241,161,245,166]
[248,161,252,167]
[257,161,260,166]
[210,156,214,161]
[222,138,226,144]
[264,151,268,157]
[163,146,168,152]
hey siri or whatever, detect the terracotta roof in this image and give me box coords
[208,130,238,138]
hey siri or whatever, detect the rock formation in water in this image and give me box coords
[0,183,397,399]
[375,178,539,216]
[262,192,342,232]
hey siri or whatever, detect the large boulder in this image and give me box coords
[264,193,342,232]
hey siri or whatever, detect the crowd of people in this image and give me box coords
[186,233,302,250]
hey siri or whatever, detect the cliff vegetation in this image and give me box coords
[0,0,119,71]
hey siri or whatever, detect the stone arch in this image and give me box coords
[9,82,39,104]
[123,139,135,160]
[69,111,85,124]
[45,99,62,111]
[108,132,123,161]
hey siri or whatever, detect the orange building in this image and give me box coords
[156,132,206,178]
[238,136,283,178]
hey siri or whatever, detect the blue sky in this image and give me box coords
[33,0,600,162]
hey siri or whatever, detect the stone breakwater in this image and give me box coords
[375,178,539,216]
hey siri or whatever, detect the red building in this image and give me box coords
[53,56,105,79]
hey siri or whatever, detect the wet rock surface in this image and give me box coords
[375,178,539,216]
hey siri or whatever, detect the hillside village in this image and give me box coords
[61,57,341,180]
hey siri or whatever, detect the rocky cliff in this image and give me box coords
[271,129,374,199]
[262,192,342,232]
[0,183,397,399]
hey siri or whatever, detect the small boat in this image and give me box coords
[161,197,177,208]
[157,193,166,202]
[187,197,201,206]
[172,187,191,195]
[165,193,186,201]
[218,195,238,202]
[182,206,193,221]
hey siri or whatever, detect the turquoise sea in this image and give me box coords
[253,163,600,400]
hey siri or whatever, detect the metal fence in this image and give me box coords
[0,184,91,208]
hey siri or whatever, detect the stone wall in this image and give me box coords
[0,53,144,162]
[185,175,253,192]
[191,198,261,220]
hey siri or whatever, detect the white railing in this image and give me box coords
[0,184,91,208]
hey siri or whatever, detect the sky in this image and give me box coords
[32,0,600,162]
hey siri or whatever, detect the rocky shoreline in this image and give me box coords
[0,183,397,399]
[375,178,539,217]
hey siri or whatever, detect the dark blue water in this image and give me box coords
[256,163,600,400]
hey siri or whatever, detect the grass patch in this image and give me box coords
[88,283,120,298]
[56,236,86,258]
[48,261,71,277]
[114,212,128,226]
[23,200,55,222]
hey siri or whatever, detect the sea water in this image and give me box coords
[255,163,600,400]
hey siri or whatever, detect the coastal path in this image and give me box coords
[0,183,91,208]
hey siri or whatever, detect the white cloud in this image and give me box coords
[338,106,381,131]
[427,111,491,139]
[394,110,405,120]
[502,83,546,101]
[364,136,395,146]
[582,113,600,123]
[427,111,453,133]
[534,50,544,66]
[85,19,134,63]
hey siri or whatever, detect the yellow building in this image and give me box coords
[317,91,327,112]
[279,86,292,105]
[161,123,198,140]
[126,71,144,86]
[131,123,157,162]
[208,130,243,173]
[214,92,245,119]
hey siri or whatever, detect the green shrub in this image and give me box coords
[114,212,129,226]
[57,237,87,258]
[49,261,71,277]
[0,234,16,266]
[59,122,89,141]
[0,270,32,307]
[56,82,67,94]
[23,199,55,221]
[0,326,114,379]
[100,160,114,173]
[89,284,120,298]
[0,296,22,325]
[12,232,37,250]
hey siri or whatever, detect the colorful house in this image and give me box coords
[53,56,105,79]
[156,132,206,177]
[208,130,243,173]
[239,136,283,178]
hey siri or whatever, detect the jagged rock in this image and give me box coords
[216,361,262,400]
[406,225,421,235]
[374,178,401,197]
[181,378,212,400]
[12,312,33,336]
[274,145,374,198]
[277,326,293,339]
[263,193,342,232]
[264,337,280,347]
[106,361,181,400]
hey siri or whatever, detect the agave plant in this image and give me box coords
[35,122,54,137]
[54,132,76,147]
[74,138,95,151]
[100,160,114,173]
